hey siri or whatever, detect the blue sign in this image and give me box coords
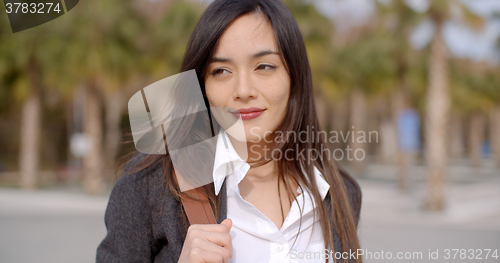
[397,109,421,153]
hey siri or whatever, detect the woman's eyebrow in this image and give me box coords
[209,57,231,63]
[251,50,280,59]
[208,50,280,64]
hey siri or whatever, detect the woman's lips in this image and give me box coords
[231,108,265,121]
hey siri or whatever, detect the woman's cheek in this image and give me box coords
[205,87,221,107]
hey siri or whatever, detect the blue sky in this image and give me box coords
[315,0,500,64]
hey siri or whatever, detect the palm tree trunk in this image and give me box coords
[19,89,41,189]
[104,91,124,177]
[19,59,41,190]
[468,112,485,168]
[424,20,450,211]
[367,101,379,157]
[83,81,104,194]
[315,94,328,132]
[489,106,500,167]
[379,119,397,164]
[449,113,465,160]
[331,99,348,149]
[373,96,390,164]
[349,89,367,176]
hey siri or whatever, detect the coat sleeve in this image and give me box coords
[338,166,362,229]
[96,155,154,263]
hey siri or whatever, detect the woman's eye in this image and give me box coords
[256,64,277,71]
[210,68,230,76]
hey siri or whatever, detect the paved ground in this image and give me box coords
[0,188,108,263]
[355,159,500,262]
[1,161,499,263]
[357,179,500,262]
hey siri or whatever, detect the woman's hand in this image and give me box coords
[177,218,233,263]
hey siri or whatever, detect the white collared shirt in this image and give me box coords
[212,130,333,263]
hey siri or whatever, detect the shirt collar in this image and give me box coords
[301,164,330,200]
[212,130,330,199]
[213,130,246,195]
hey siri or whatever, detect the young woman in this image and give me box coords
[96,0,362,262]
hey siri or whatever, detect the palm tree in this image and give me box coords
[46,0,150,194]
[0,18,54,189]
[328,25,397,176]
[422,0,483,211]
[103,0,203,177]
[375,0,421,190]
[483,68,500,168]
[283,0,336,131]
[451,60,497,168]
[492,30,500,167]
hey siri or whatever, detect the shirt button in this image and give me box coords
[276,244,283,252]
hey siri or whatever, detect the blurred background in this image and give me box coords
[0,0,499,262]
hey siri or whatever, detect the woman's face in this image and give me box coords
[204,12,291,143]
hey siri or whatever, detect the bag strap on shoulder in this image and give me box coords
[174,170,216,225]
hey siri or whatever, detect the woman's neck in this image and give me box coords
[226,132,275,162]
[227,132,279,180]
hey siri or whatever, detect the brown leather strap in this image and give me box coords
[174,170,216,225]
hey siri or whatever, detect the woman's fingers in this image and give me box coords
[188,222,230,234]
[220,218,232,232]
[191,237,232,263]
[178,219,233,263]
[189,246,224,263]
[198,230,233,257]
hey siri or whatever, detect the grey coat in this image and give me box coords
[96,153,361,263]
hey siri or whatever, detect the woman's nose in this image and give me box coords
[233,71,257,101]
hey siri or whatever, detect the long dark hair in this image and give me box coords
[120,0,361,262]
